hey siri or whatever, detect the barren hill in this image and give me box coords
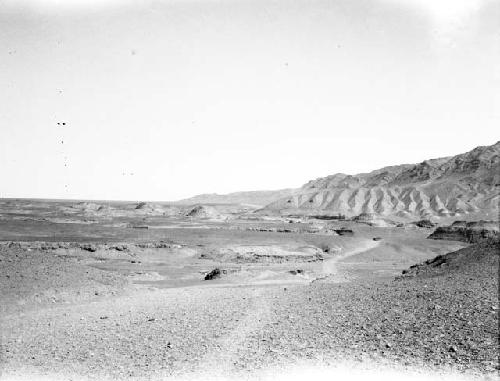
[264,141,500,220]
[174,189,297,207]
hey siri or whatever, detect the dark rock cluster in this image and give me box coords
[428,220,499,243]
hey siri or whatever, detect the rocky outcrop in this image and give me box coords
[134,202,180,216]
[204,268,221,280]
[427,221,499,243]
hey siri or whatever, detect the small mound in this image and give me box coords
[352,213,376,222]
[135,202,150,210]
[134,202,163,213]
[411,219,437,228]
[352,213,396,227]
[134,202,180,216]
[186,205,221,219]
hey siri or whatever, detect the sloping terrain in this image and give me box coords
[401,240,499,278]
[174,189,297,207]
[264,141,500,220]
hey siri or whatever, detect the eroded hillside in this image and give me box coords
[264,141,500,220]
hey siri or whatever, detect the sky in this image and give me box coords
[1,0,499,201]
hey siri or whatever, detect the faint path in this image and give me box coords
[312,240,380,283]
[192,242,381,374]
[188,287,273,378]
[185,242,382,375]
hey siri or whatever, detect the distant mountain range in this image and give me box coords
[174,189,297,207]
[178,141,500,220]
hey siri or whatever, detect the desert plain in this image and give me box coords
[0,197,498,381]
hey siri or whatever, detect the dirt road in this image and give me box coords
[311,239,380,283]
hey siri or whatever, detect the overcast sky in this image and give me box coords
[1,0,499,201]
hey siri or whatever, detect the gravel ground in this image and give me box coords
[1,242,498,380]
[0,244,129,316]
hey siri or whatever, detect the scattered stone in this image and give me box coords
[204,268,221,281]
[334,228,354,236]
[81,244,97,252]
